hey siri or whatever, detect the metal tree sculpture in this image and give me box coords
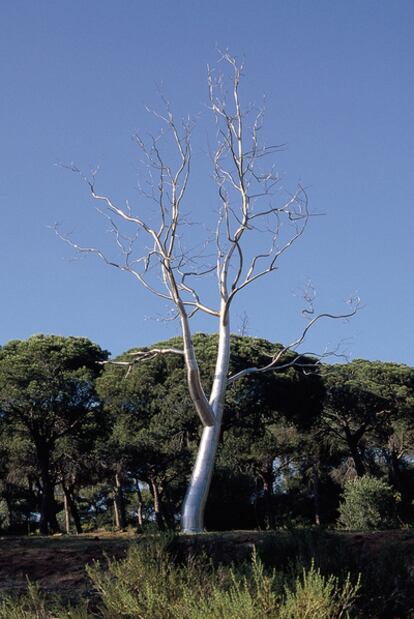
[57,54,358,533]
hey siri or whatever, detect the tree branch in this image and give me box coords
[227,298,361,385]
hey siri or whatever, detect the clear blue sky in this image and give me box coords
[1,1,413,364]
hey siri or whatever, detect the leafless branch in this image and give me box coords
[227,296,361,385]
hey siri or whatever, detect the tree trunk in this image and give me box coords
[113,494,120,530]
[181,314,230,533]
[3,492,13,532]
[312,464,321,526]
[62,482,82,534]
[260,468,275,529]
[390,449,402,491]
[135,480,144,529]
[149,477,165,530]
[113,473,127,531]
[69,493,82,534]
[346,431,366,477]
[350,446,365,477]
[38,454,60,535]
[63,491,71,534]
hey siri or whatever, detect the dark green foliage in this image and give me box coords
[97,334,325,531]
[320,360,414,524]
[321,361,414,477]
[0,332,412,536]
[0,335,108,534]
[337,476,399,530]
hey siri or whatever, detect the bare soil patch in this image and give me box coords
[0,529,413,606]
[0,532,132,599]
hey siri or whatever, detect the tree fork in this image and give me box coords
[58,53,359,533]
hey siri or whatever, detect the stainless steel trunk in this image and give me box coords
[181,314,230,533]
[181,418,221,532]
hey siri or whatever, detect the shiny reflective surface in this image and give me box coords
[181,423,220,533]
[181,316,230,533]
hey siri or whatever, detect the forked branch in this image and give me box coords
[227,297,361,385]
[57,52,359,432]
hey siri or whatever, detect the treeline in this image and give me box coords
[0,333,412,535]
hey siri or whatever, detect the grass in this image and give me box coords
[0,529,413,617]
[0,536,361,618]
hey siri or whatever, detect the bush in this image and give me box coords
[0,581,89,619]
[0,537,360,618]
[86,537,360,618]
[337,476,398,530]
[280,561,360,619]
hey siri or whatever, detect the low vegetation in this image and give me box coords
[0,530,413,617]
[0,536,362,618]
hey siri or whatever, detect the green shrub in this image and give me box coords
[86,537,360,618]
[337,476,398,530]
[279,561,360,619]
[0,582,46,619]
[86,534,200,618]
[177,548,282,619]
[0,581,89,619]
[0,537,360,618]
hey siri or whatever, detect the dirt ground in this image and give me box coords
[0,531,133,600]
[0,529,413,601]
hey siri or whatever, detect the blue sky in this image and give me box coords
[0,1,413,364]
